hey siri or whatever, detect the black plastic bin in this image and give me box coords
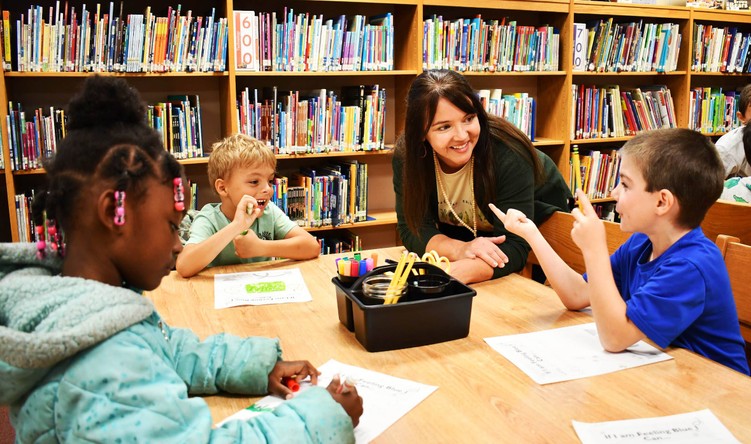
[332,262,477,352]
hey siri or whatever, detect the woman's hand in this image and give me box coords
[326,375,364,427]
[448,258,494,284]
[456,235,508,269]
[267,360,321,400]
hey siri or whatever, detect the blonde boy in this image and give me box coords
[176,134,319,277]
[491,128,749,374]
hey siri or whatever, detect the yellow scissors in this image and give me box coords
[419,250,450,273]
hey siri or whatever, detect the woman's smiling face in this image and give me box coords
[425,97,481,173]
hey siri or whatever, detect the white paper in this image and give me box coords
[572,409,740,444]
[484,323,673,384]
[213,268,312,309]
[216,359,438,443]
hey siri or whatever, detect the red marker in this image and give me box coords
[282,377,300,392]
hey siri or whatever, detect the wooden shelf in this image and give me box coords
[304,210,397,233]
[2,1,751,241]
[574,2,691,19]
[235,70,418,77]
[571,137,632,145]
[4,71,229,78]
[572,71,688,76]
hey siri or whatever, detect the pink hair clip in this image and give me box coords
[35,225,45,259]
[173,177,185,212]
[47,221,58,253]
[114,190,126,226]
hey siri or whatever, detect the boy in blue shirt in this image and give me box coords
[491,128,750,375]
[177,134,319,277]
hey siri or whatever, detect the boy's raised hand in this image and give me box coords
[234,194,262,232]
[488,203,538,240]
[570,190,607,254]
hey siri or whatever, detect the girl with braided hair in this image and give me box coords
[0,76,361,442]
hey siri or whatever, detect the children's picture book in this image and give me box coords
[573,409,740,444]
[484,323,672,384]
[213,268,312,309]
[216,359,438,443]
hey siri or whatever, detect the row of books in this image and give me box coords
[2,4,228,73]
[5,103,65,171]
[571,84,677,140]
[570,147,622,200]
[270,162,368,228]
[691,24,751,73]
[477,89,536,141]
[15,180,198,243]
[14,192,34,243]
[592,202,619,223]
[5,93,204,171]
[688,86,742,134]
[236,85,386,154]
[234,10,393,72]
[423,16,560,72]
[573,20,681,73]
[315,231,363,255]
[146,95,205,159]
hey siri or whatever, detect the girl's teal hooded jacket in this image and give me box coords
[0,243,354,443]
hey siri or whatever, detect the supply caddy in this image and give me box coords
[332,262,476,352]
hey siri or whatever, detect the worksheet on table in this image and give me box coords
[213,268,312,309]
[484,323,673,384]
[216,359,438,443]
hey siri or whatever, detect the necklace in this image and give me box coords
[434,152,477,238]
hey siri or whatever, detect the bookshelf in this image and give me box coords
[1,0,750,244]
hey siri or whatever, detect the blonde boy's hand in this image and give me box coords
[233,229,261,258]
[234,194,262,231]
[488,203,538,240]
[570,190,607,255]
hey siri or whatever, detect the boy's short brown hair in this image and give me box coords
[621,128,723,229]
[207,134,276,187]
[738,83,751,117]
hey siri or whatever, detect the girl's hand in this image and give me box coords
[268,360,321,400]
[326,375,364,427]
[457,235,508,269]
[488,203,538,240]
[571,190,607,256]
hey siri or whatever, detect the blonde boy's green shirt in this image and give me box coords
[186,202,298,267]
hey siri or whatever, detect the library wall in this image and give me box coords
[0,0,750,247]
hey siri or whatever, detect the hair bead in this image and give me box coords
[173,177,185,212]
[114,191,126,226]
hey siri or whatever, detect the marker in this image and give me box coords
[350,260,359,277]
[336,375,357,394]
[282,377,300,392]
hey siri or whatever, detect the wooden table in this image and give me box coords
[146,247,751,442]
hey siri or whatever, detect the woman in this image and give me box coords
[393,70,571,284]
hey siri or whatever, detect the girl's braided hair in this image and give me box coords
[31,75,184,236]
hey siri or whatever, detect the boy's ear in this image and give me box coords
[737,110,748,125]
[215,178,228,197]
[655,189,676,216]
